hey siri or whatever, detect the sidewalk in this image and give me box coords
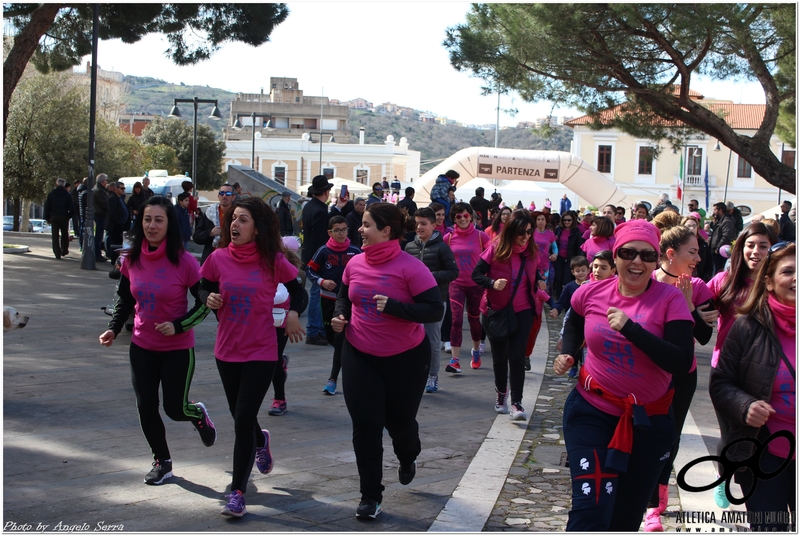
[4,235,710,531]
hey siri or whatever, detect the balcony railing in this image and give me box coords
[685,175,704,187]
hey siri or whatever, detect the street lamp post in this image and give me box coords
[232,112,273,172]
[168,97,222,197]
[309,131,336,177]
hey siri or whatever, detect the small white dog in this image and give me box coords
[3,306,29,332]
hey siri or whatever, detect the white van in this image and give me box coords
[118,170,191,204]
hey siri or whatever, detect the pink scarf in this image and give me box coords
[141,239,167,261]
[228,241,260,264]
[363,239,401,265]
[326,236,351,252]
[453,224,475,237]
[513,243,529,256]
[769,294,796,339]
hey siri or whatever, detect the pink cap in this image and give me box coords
[688,211,702,220]
[282,236,300,252]
[612,220,661,255]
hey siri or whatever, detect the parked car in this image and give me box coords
[29,219,51,233]
[3,216,33,232]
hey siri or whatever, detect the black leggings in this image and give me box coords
[488,308,534,405]
[216,358,277,494]
[321,298,345,382]
[129,342,204,462]
[270,328,289,401]
[341,335,430,503]
[648,369,697,507]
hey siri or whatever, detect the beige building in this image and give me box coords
[566,92,795,215]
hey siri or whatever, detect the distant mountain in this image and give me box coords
[121,76,572,165]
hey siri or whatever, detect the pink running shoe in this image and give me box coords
[644,508,664,532]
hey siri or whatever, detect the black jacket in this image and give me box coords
[43,186,74,221]
[126,191,148,218]
[93,184,109,219]
[554,225,585,259]
[346,209,364,248]
[709,314,790,461]
[193,209,218,264]
[778,212,795,242]
[106,193,129,232]
[709,215,736,255]
[398,196,417,217]
[469,196,500,229]
[403,231,459,302]
[301,197,332,265]
[277,200,294,236]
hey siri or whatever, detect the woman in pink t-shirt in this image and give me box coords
[331,203,443,519]
[553,220,694,531]
[709,242,795,531]
[444,203,489,373]
[644,223,720,531]
[199,197,306,518]
[99,196,214,487]
[485,206,512,242]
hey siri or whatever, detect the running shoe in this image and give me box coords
[470,349,481,369]
[657,483,668,514]
[356,498,382,519]
[444,341,452,353]
[398,460,416,485]
[479,341,486,354]
[445,357,462,374]
[644,508,664,532]
[268,399,287,416]
[509,402,527,421]
[323,379,337,395]
[495,390,509,414]
[192,401,217,447]
[425,376,439,393]
[524,357,531,371]
[714,480,730,509]
[221,490,246,517]
[255,429,274,474]
[144,459,172,485]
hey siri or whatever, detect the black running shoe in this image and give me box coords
[144,459,172,485]
[524,357,531,371]
[398,460,416,485]
[356,498,382,519]
[192,402,217,447]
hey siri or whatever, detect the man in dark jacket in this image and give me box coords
[194,183,235,264]
[365,182,383,206]
[469,187,500,230]
[346,197,366,248]
[404,207,458,394]
[277,191,294,236]
[105,181,129,263]
[92,173,110,261]
[778,200,795,242]
[726,202,744,235]
[397,187,417,217]
[43,178,75,259]
[709,202,736,274]
[302,175,347,345]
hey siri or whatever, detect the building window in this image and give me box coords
[323,168,334,180]
[356,169,368,184]
[782,149,796,168]
[274,166,286,186]
[597,145,612,173]
[737,157,752,178]
[687,147,702,176]
[638,147,654,175]
[295,97,300,103]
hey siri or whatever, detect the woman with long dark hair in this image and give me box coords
[486,206,512,242]
[99,196,215,486]
[553,210,585,298]
[710,242,795,531]
[199,197,306,517]
[331,202,443,519]
[473,211,547,421]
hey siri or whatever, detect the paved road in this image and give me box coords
[2,233,749,531]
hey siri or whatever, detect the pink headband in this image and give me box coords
[612,220,661,255]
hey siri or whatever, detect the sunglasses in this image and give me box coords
[219,190,234,196]
[562,218,573,222]
[454,213,471,220]
[518,228,534,236]
[616,247,659,263]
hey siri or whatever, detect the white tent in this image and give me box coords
[330,177,372,198]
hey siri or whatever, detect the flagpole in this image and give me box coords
[679,148,685,214]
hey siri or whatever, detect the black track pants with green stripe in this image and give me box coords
[130,341,203,461]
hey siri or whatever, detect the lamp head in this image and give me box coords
[209,105,222,120]
[168,105,181,118]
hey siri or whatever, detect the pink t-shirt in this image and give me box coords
[446,226,489,287]
[343,251,437,356]
[534,229,556,272]
[652,273,714,373]
[581,236,615,262]
[200,249,298,362]
[121,249,201,352]
[557,228,571,258]
[570,277,694,416]
[707,271,750,368]
[767,328,796,459]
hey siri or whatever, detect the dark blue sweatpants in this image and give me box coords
[562,388,675,531]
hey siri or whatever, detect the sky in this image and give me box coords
[83,2,767,127]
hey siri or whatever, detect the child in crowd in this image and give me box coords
[581,215,615,262]
[176,193,192,250]
[549,256,590,319]
[305,216,362,395]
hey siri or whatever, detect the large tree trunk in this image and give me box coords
[3,3,62,144]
